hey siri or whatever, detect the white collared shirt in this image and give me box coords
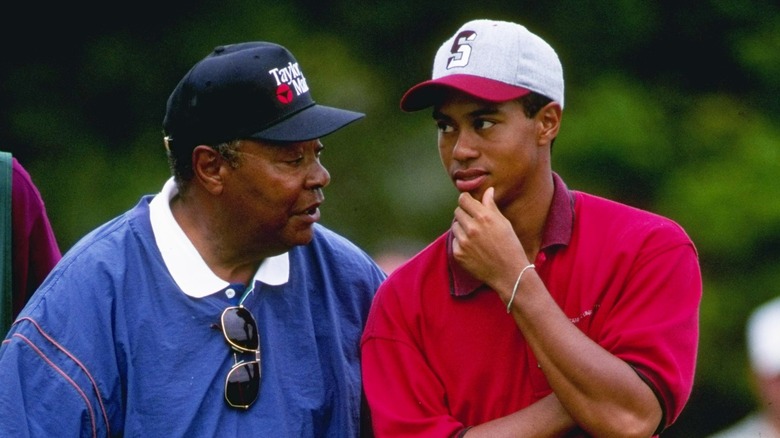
[148,177,289,298]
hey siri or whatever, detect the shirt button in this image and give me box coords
[225,288,236,299]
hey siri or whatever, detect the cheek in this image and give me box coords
[234,176,296,218]
[438,138,454,163]
[252,182,298,212]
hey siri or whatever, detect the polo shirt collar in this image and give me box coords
[447,172,574,297]
[149,177,289,298]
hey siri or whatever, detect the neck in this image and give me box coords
[170,193,260,286]
[502,173,555,263]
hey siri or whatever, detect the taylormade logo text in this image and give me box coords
[268,62,310,97]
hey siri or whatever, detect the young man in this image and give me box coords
[0,42,385,436]
[361,19,702,437]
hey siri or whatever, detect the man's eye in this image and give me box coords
[436,122,455,133]
[475,120,495,130]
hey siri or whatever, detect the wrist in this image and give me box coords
[506,263,535,313]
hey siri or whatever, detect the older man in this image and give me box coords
[0,42,385,437]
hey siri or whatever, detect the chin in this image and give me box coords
[285,228,316,248]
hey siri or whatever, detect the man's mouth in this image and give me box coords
[453,169,487,192]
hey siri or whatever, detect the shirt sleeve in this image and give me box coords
[596,227,702,432]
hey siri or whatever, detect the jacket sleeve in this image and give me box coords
[0,317,111,438]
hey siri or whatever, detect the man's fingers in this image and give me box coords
[457,191,481,214]
[481,187,495,207]
[450,220,464,256]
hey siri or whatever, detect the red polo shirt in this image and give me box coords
[361,173,701,437]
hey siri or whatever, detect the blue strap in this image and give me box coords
[0,151,12,334]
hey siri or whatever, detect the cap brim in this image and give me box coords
[400,75,532,112]
[249,104,365,142]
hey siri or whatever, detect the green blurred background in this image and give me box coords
[3,1,779,436]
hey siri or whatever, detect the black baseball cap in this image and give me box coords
[163,42,364,150]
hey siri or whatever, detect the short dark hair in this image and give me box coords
[518,92,557,150]
[518,92,553,118]
[165,138,242,192]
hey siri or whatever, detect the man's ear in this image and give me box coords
[537,102,562,146]
[192,145,225,195]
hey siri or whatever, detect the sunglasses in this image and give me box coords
[220,305,261,409]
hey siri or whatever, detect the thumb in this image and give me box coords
[482,187,497,209]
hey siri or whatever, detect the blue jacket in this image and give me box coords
[0,196,385,437]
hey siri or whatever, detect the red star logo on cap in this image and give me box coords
[276,84,293,104]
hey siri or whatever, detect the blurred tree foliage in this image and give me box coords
[2,1,779,436]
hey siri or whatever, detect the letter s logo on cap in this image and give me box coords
[447,30,477,69]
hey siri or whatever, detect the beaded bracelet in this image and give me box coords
[506,263,535,313]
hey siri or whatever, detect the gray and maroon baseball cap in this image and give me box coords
[400,19,564,111]
[163,42,364,150]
